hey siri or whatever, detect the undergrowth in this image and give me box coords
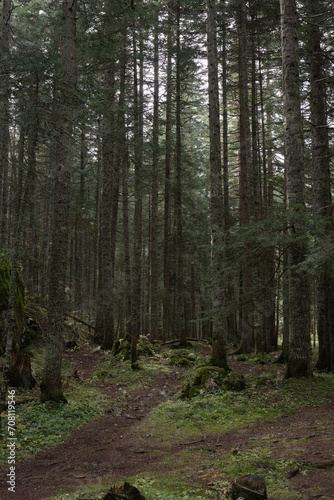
[142,371,334,441]
[1,340,334,500]
[0,380,108,464]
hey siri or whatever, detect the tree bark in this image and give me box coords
[280,0,312,378]
[237,0,254,354]
[131,9,144,369]
[306,0,334,372]
[41,0,77,402]
[0,0,11,245]
[175,3,187,346]
[207,0,228,369]
[150,7,160,340]
[95,65,116,349]
[163,2,173,342]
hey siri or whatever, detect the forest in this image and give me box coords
[0,0,334,498]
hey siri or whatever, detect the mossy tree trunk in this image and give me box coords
[0,166,25,425]
[0,261,18,423]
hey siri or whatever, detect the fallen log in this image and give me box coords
[161,338,209,345]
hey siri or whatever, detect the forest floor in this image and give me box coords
[1,340,334,500]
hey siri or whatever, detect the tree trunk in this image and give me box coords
[175,3,187,346]
[163,3,173,342]
[220,0,237,344]
[95,65,116,349]
[74,127,86,312]
[131,10,143,369]
[207,0,228,370]
[306,0,334,372]
[237,0,254,354]
[0,0,11,245]
[280,0,312,378]
[41,0,77,402]
[150,7,160,340]
[123,147,132,337]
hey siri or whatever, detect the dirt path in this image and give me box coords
[1,349,334,500]
[0,348,183,499]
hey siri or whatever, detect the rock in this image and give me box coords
[179,366,246,399]
[222,371,246,391]
[179,365,227,399]
[8,353,36,389]
[103,482,145,499]
[231,474,267,500]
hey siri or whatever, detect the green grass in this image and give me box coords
[141,371,334,442]
[96,355,171,390]
[0,379,109,464]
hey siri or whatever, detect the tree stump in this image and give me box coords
[8,353,36,389]
[103,482,145,500]
[231,474,267,500]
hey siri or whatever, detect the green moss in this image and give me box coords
[0,259,25,352]
[111,333,132,360]
[92,368,113,380]
[111,339,121,356]
[254,373,276,387]
[112,334,155,361]
[222,371,246,391]
[168,351,196,367]
[209,355,229,370]
[187,387,200,398]
[194,366,226,386]
[138,340,154,357]
[236,354,248,362]
[180,366,227,399]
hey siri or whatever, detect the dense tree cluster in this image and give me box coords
[1,0,334,401]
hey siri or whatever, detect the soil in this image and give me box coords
[1,346,334,500]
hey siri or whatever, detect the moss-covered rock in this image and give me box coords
[222,371,246,391]
[168,350,196,367]
[180,366,227,399]
[236,354,248,362]
[111,333,132,360]
[180,366,246,399]
[253,373,276,387]
[0,259,25,354]
[138,338,154,357]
